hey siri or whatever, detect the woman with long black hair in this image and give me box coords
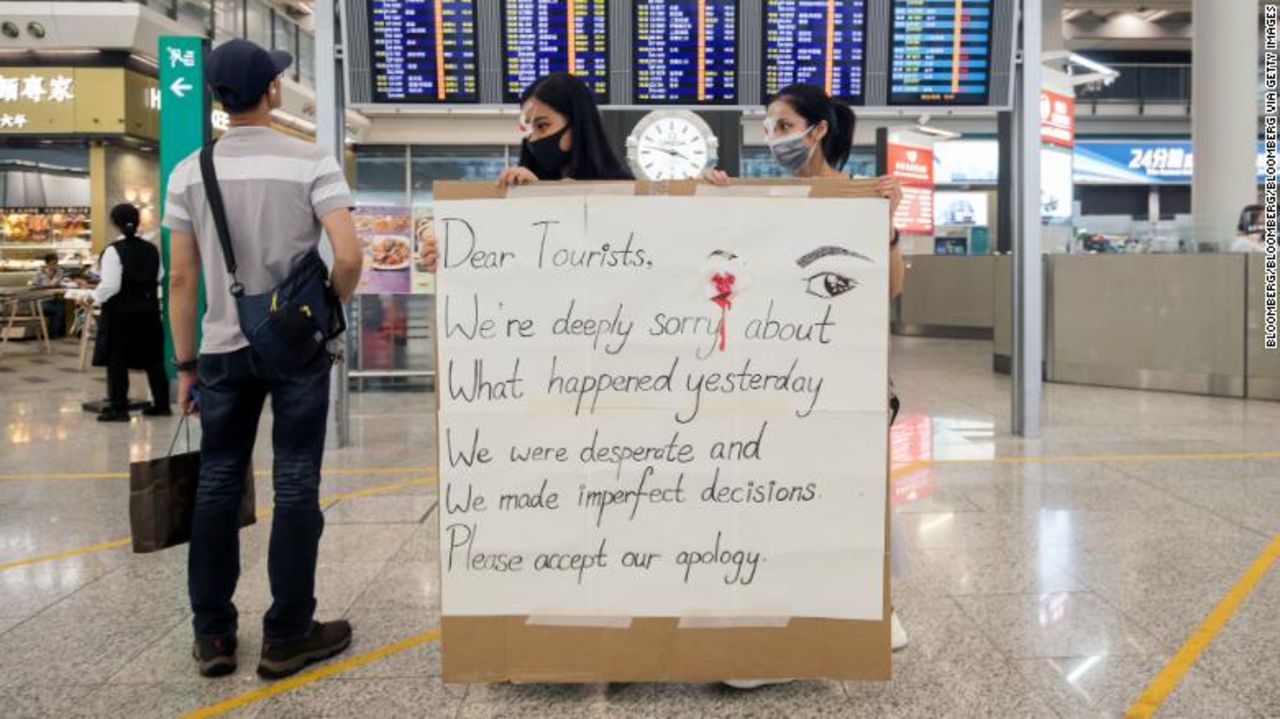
[708,83,906,297]
[420,72,630,270]
[90,203,170,422]
[500,71,632,186]
[716,85,910,689]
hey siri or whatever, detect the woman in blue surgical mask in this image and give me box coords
[710,83,905,298]
[720,85,910,690]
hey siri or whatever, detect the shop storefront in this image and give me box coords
[0,66,153,282]
[0,60,326,282]
[0,64,190,284]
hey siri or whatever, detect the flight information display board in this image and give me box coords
[368,0,480,103]
[633,0,738,104]
[501,0,609,102]
[762,0,867,102]
[888,0,992,106]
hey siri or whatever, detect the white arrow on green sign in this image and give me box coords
[170,78,194,98]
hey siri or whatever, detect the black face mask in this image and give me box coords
[525,126,571,178]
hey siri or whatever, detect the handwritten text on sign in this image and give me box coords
[435,194,889,620]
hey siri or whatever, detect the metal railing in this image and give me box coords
[1074,63,1191,106]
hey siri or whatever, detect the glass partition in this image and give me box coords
[410,147,510,205]
[245,0,272,48]
[213,0,243,43]
[298,32,315,85]
[177,0,213,36]
[354,147,408,206]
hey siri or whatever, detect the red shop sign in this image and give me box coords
[1040,90,1075,148]
[887,143,935,234]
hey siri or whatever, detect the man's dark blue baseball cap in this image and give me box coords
[206,39,292,113]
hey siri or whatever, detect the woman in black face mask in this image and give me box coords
[421,73,631,269]
[500,72,632,187]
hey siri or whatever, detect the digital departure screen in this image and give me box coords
[889,0,993,106]
[367,0,480,103]
[502,0,609,103]
[762,0,867,103]
[633,0,738,104]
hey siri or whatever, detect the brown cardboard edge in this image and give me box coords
[432,177,891,683]
[441,616,889,683]
[433,177,883,201]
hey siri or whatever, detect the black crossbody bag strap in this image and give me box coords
[198,142,244,297]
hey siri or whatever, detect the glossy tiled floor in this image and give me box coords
[0,337,1277,718]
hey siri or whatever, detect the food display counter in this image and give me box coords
[0,207,93,273]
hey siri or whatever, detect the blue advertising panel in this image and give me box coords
[1074,141,1267,185]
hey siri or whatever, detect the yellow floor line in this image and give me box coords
[0,537,134,573]
[890,460,928,477]
[0,476,437,573]
[181,628,442,719]
[928,450,1280,466]
[0,471,128,482]
[1126,533,1280,718]
[0,465,435,482]
[319,477,437,507]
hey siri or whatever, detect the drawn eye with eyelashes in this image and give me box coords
[795,245,873,300]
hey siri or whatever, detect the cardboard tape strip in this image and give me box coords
[508,183,637,198]
[524,615,635,629]
[694,184,813,198]
[676,616,793,629]
[521,615,793,629]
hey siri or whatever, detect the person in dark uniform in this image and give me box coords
[91,203,171,422]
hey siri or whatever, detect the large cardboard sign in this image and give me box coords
[433,179,891,683]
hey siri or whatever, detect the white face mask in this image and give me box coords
[766,125,815,175]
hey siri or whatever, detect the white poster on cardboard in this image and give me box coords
[434,194,889,620]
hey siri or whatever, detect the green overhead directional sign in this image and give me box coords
[158,36,210,379]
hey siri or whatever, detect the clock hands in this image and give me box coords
[657,145,696,163]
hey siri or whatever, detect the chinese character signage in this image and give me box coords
[0,73,75,104]
[1039,90,1074,148]
[887,142,935,235]
[1074,141,1269,185]
[0,67,133,135]
[0,68,78,133]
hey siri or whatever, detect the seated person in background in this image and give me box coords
[1230,204,1264,253]
[33,253,67,339]
[90,203,171,422]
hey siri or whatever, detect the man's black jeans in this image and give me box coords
[189,347,330,642]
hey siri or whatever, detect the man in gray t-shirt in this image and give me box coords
[162,39,362,681]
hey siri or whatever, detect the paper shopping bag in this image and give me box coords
[129,417,256,553]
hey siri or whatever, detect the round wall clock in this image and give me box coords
[626,109,719,181]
